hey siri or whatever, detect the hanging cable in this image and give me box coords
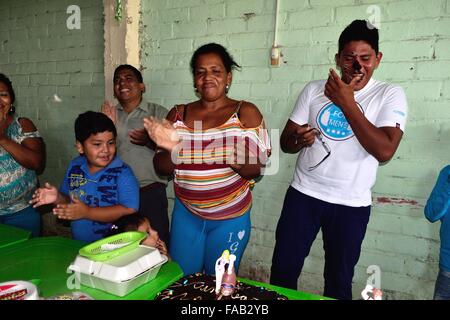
[270,0,281,66]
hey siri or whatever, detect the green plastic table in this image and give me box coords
[0,236,183,300]
[0,223,31,249]
[0,236,328,300]
[239,277,331,300]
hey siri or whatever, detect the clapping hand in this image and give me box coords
[30,182,58,208]
[143,116,180,152]
[227,141,260,171]
[52,194,88,221]
[101,101,117,124]
[129,127,152,146]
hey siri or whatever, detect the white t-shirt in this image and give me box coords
[289,78,408,207]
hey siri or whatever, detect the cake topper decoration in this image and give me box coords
[214,250,238,299]
[215,250,230,295]
[361,284,383,300]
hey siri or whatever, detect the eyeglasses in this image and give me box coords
[307,131,331,171]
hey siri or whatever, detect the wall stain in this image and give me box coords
[242,12,256,21]
[374,197,422,207]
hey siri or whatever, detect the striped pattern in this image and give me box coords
[173,104,270,220]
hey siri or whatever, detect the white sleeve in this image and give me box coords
[375,85,408,132]
[289,82,313,126]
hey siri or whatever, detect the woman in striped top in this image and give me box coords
[144,43,270,276]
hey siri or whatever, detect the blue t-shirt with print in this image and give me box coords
[60,155,139,243]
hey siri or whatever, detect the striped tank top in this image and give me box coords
[172,101,271,220]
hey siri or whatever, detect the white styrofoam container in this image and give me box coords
[70,245,163,282]
[68,245,167,297]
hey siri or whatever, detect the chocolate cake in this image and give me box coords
[155,273,288,300]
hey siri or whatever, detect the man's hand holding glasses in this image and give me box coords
[293,124,317,148]
[294,124,331,171]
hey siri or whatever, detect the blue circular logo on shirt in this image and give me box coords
[316,102,363,140]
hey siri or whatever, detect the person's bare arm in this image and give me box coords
[228,102,268,180]
[145,107,179,175]
[0,118,45,172]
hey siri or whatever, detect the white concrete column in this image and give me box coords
[103,0,141,102]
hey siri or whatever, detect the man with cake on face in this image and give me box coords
[270,19,408,300]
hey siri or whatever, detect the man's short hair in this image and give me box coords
[338,19,379,54]
[113,64,143,83]
[75,111,117,143]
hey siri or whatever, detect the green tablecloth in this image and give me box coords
[0,236,183,300]
[0,236,329,300]
[0,223,31,249]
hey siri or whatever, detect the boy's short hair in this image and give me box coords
[75,111,117,143]
[338,19,379,54]
[113,64,143,83]
[111,213,148,234]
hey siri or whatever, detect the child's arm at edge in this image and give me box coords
[425,166,450,223]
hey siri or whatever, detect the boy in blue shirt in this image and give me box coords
[31,111,139,242]
[425,165,450,300]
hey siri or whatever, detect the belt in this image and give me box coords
[140,182,166,192]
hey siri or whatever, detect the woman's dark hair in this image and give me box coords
[74,111,117,143]
[113,64,143,83]
[190,43,241,74]
[0,73,16,105]
[338,19,379,54]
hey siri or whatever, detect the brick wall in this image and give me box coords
[0,0,104,186]
[140,0,450,299]
[1,0,448,300]
[0,0,104,235]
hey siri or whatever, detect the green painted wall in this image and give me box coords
[0,0,104,188]
[0,0,448,300]
[140,0,450,299]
